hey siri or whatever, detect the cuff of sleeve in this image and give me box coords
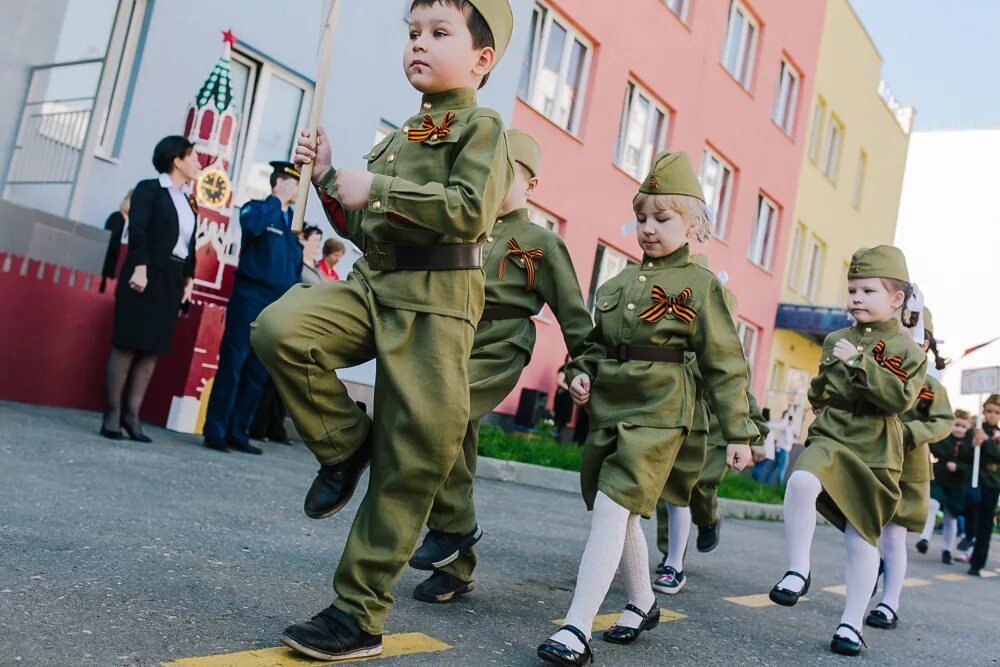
[369,174,393,213]
[315,168,339,197]
[850,354,874,390]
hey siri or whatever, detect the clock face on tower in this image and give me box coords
[196,168,231,209]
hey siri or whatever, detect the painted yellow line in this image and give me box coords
[935,573,968,582]
[724,593,808,608]
[902,577,932,588]
[551,609,686,632]
[162,633,450,667]
[822,584,846,596]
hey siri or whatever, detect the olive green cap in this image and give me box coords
[639,151,705,203]
[506,129,541,177]
[849,245,910,283]
[924,308,934,337]
[467,0,514,62]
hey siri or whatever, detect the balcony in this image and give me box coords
[775,303,853,344]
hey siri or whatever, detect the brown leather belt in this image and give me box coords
[608,344,684,363]
[825,397,895,418]
[364,239,483,271]
[480,305,534,322]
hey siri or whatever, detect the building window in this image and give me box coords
[518,2,592,134]
[852,150,867,208]
[587,243,638,309]
[95,0,148,157]
[786,222,806,291]
[771,59,800,136]
[736,319,760,365]
[529,204,561,233]
[699,149,735,239]
[663,0,690,22]
[748,193,778,269]
[615,81,670,181]
[837,261,850,306]
[821,115,844,183]
[770,360,786,392]
[721,0,759,90]
[807,98,826,163]
[800,236,825,303]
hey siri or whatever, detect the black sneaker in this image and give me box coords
[696,516,721,553]
[915,538,928,554]
[204,436,229,453]
[229,441,263,455]
[304,442,371,520]
[942,550,953,565]
[409,526,483,571]
[413,570,475,603]
[652,566,686,595]
[957,536,973,552]
[655,553,668,575]
[281,605,382,661]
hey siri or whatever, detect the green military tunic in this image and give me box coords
[797,319,928,545]
[251,87,512,635]
[426,206,593,581]
[568,243,759,518]
[930,433,973,516]
[892,375,953,531]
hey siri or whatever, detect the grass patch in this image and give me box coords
[718,469,785,505]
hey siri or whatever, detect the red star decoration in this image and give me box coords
[222,29,237,47]
[649,178,658,189]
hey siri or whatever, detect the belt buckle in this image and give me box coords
[617,343,630,362]
[365,240,396,272]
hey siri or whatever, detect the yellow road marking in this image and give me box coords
[162,633,450,666]
[935,573,968,582]
[724,593,808,608]
[822,585,846,596]
[551,609,686,632]
[902,577,932,588]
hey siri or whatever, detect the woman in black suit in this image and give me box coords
[101,136,200,441]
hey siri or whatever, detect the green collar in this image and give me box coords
[496,208,531,226]
[420,88,477,112]
[641,243,691,270]
[854,318,900,335]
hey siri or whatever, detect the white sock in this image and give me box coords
[615,513,657,629]
[839,523,881,639]
[551,492,629,652]
[920,499,940,542]
[779,470,822,592]
[664,503,691,571]
[878,523,906,615]
[942,511,958,552]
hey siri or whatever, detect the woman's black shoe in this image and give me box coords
[122,422,152,443]
[865,603,899,629]
[602,602,660,644]
[769,570,810,606]
[538,625,593,666]
[830,623,867,656]
[100,426,123,440]
[280,605,382,661]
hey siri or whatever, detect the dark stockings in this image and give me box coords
[104,347,158,433]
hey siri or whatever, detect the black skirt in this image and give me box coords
[113,258,186,355]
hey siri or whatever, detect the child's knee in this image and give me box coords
[250,304,296,365]
[786,470,821,501]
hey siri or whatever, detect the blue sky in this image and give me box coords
[849,0,1000,131]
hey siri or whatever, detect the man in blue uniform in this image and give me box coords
[204,161,303,454]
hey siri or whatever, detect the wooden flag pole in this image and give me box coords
[292,0,342,232]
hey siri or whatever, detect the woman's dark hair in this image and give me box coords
[302,225,322,241]
[927,333,948,371]
[410,0,495,88]
[152,135,195,174]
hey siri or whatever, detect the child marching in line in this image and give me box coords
[536,152,757,666]
[966,393,1000,576]
[867,307,953,630]
[768,246,927,657]
[920,410,974,563]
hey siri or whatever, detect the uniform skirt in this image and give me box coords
[113,258,186,355]
[659,428,709,507]
[892,480,930,532]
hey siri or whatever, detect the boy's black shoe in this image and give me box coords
[413,570,474,603]
[303,401,372,520]
[968,567,982,576]
[281,605,382,661]
[204,437,229,453]
[915,538,928,554]
[942,550,953,564]
[409,526,483,571]
[696,516,722,553]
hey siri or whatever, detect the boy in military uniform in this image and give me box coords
[204,161,302,455]
[768,246,928,657]
[868,307,953,630]
[250,0,514,660]
[407,129,594,602]
[537,152,757,666]
[921,409,974,562]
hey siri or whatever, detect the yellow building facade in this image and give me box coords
[764,0,912,438]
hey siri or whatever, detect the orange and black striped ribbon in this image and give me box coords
[408,111,456,142]
[918,385,935,401]
[498,238,544,291]
[638,286,696,323]
[872,340,909,382]
[186,194,199,216]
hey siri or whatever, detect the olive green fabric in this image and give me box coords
[848,245,909,283]
[797,318,929,545]
[506,129,541,176]
[923,307,935,337]
[466,0,514,61]
[899,375,953,483]
[315,88,513,323]
[658,428,708,509]
[638,151,705,202]
[893,480,932,532]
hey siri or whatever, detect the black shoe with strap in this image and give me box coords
[409,526,483,571]
[602,602,660,645]
[413,570,475,603]
[769,570,810,607]
[697,516,722,553]
[538,624,593,666]
[865,603,899,630]
[830,623,867,656]
[280,605,382,661]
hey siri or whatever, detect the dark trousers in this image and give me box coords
[250,377,288,441]
[964,485,981,542]
[969,486,1000,571]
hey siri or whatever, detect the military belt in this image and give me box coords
[609,344,684,364]
[480,305,534,322]
[364,239,483,271]
[825,397,895,418]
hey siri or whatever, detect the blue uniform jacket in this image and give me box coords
[235,196,302,294]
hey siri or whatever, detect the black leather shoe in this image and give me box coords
[229,441,263,455]
[413,570,474,603]
[942,550,953,565]
[280,605,382,661]
[915,538,929,554]
[122,421,152,443]
[697,516,722,553]
[304,444,371,520]
[769,570,810,606]
[100,426,123,440]
[602,602,660,645]
[865,603,898,629]
[538,624,593,666]
[409,526,483,571]
[830,623,867,656]
[968,567,982,576]
[204,437,230,453]
[957,536,973,551]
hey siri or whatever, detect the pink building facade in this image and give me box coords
[499,0,826,418]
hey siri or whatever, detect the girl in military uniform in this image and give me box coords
[768,245,928,657]
[920,410,974,562]
[537,152,757,666]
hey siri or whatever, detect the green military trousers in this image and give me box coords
[655,429,708,555]
[426,334,529,582]
[250,277,474,635]
[689,443,729,529]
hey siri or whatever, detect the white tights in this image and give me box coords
[665,503,692,571]
[919,499,940,542]
[877,523,907,616]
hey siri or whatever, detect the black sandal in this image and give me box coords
[769,570,810,606]
[538,624,593,666]
[602,602,660,645]
[830,623,868,656]
[865,603,899,630]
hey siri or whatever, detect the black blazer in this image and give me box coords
[123,178,197,279]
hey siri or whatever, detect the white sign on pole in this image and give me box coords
[961,367,1000,395]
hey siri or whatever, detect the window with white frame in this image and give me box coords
[699,149,735,239]
[587,243,637,309]
[748,193,778,269]
[821,115,843,183]
[800,236,825,303]
[95,0,148,157]
[518,2,592,134]
[529,204,560,233]
[852,150,867,208]
[807,98,826,163]
[786,223,806,290]
[615,81,670,180]
[663,0,690,22]
[772,59,800,135]
[736,320,760,365]
[721,1,759,89]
